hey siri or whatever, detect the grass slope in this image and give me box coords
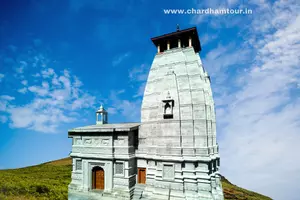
[0,157,271,200]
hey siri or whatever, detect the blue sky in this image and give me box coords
[0,0,299,199]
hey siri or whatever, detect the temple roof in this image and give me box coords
[151,26,201,52]
[68,122,140,133]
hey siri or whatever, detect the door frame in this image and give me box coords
[87,161,112,192]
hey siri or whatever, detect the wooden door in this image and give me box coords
[138,168,146,184]
[92,167,104,190]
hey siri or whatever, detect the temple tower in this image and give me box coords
[135,26,224,200]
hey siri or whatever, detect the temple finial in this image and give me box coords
[176,24,180,31]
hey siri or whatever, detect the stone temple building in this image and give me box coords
[68,26,224,200]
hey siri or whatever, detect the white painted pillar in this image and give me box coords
[157,44,160,53]
[167,41,170,50]
[178,39,181,48]
[83,160,89,191]
[189,36,192,47]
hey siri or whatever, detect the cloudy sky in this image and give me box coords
[0,0,299,199]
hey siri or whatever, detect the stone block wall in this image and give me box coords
[137,47,220,162]
[137,158,222,200]
[68,130,139,199]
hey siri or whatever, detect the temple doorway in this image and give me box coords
[138,168,146,184]
[92,166,104,190]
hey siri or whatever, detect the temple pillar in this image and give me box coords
[189,36,192,47]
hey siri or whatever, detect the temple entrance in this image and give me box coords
[138,168,146,184]
[92,166,104,190]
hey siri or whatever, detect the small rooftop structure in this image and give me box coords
[151,26,201,53]
[96,104,108,125]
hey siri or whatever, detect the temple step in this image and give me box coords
[132,184,146,200]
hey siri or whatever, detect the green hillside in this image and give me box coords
[0,158,271,200]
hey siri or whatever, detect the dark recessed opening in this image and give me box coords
[182,38,189,48]
[170,39,178,49]
[163,114,173,119]
[159,42,169,53]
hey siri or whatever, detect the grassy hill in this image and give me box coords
[0,157,271,200]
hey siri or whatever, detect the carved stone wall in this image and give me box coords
[76,160,82,170]
[163,164,174,179]
[138,47,220,164]
[115,162,124,175]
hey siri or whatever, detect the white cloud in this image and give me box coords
[73,76,82,87]
[200,33,218,45]
[21,80,28,85]
[227,0,238,6]
[41,68,55,78]
[8,68,96,133]
[58,71,71,91]
[0,40,99,133]
[190,1,251,28]
[32,73,40,77]
[71,94,96,110]
[117,100,140,121]
[133,83,146,98]
[128,64,149,98]
[128,64,149,82]
[9,106,34,128]
[213,1,300,200]
[0,95,15,101]
[8,104,76,133]
[0,95,15,112]
[191,14,206,25]
[107,107,118,115]
[14,61,28,75]
[28,82,49,96]
[107,90,141,122]
[51,74,60,86]
[203,42,251,86]
[17,87,27,94]
[15,66,24,74]
[20,61,27,67]
[112,52,131,67]
[0,49,96,133]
